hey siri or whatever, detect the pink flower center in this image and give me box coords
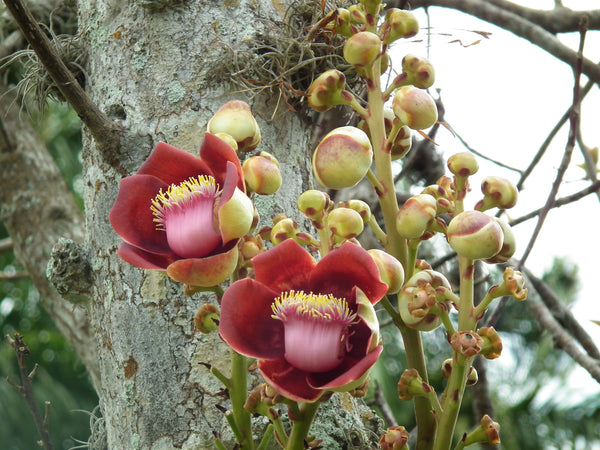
[271,291,357,373]
[150,176,222,259]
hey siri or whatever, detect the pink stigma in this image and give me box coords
[151,176,222,258]
[272,291,357,373]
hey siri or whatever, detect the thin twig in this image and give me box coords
[523,268,600,360]
[509,180,600,227]
[2,0,123,167]
[0,271,29,280]
[518,17,587,269]
[371,381,397,428]
[0,237,13,252]
[5,333,54,450]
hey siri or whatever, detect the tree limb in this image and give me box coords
[2,0,123,167]
[406,0,600,86]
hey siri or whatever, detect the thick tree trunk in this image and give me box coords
[72,0,382,448]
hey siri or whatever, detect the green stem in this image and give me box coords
[285,402,320,450]
[256,424,275,450]
[367,215,388,247]
[230,350,254,450]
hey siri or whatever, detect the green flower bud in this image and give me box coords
[243,151,282,195]
[207,100,261,152]
[475,176,519,211]
[402,54,435,89]
[396,194,437,239]
[343,31,382,67]
[447,211,503,260]
[326,8,354,37]
[447,152,478,177]
[390,124,412,161]
[466,366,479,386]
[270,218,299,245]
[484,218,516,264]
[421,183,454,214]
[381,9,419,45]
[461,415,501,447]
[338,199,371,224]
[307,69,353,112]
[313,126,373,189]
[368,249,405,295]
[348,5,367,25]
[392,85,438,130]
[360,0,382,16]
[397,368,434,401]
[297,190,331,222]
[441,358,453,379]
[327,207,364,239]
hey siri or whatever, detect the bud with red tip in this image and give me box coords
[327,207,365,240]
[381,9,419,45]
[402,54,435,89]
[484,218,516,264]
[447,211,504,260]
[343,31,382,67]
[396,194,437,239]
[308,69,354,112]
[313,126,373,189]
[475,176,519,211]
[207,100,261,152]
[392,85,438,130]
[368,249,405,294]
[447,152,479,177]
[243,151,282,195]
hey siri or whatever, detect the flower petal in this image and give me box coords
[199,133,245,191]
[109,174,171,254]
[252,239,316,292]
[258,358,324,402]
[218,163,254,244]
[219,278,285,359]
[166,243,239,287]
[136,142,213,186]
[116,243,177,270]
[307,345,383,391]
[309,242,388,305]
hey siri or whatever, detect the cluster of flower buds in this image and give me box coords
[397,269,453,331]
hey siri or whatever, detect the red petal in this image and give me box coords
[136,142,213,185]
[258,359,323,402]
[166,244,239,287]
[253,239,316,293]
[219,279,285,359]
[109,175,171,254]
[116,242,177,270]
[307,345,383,390]
[199,133,245,191]
[309,242,388,305]
[219,161,239,204]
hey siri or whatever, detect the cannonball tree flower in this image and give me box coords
[109,134,254,287]
[219,239,388,402]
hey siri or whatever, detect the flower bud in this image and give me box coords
[392,85,438,130]
[447,152,478,177]
[243,151,282,195]
[447,211,503,260]
[441,358,453,379]
[379,426,409,450]
[348,5,367,25]
[475,176,519,211]
[194,304,220,333]
[326,8,354,37]
[213,132,238,152]
[478,327,503,359]
[338,199,371,224]
[390,125,412,161]
[327,207,364,240]
[297,189,331,222]
[207,100,261,152]
[503,266,527,301]
[368,249,405,294]
[343,31,382,67]
[360,0,382,16]
[466,366,479,386]
[461,415,501,446]
[401,54,435,89]
[450,331,483,357]
[307,69,353,112]
[270,217,300,245]
[397,368,434,401]
[381,9,419,45]
[313,126,373,189]
[421,183,454,214]
[397,269,452,331]
[484,218,516,264]
[396,194,437,239]
[240,235,264,260]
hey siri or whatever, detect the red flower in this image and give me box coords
[109,134,254,286]
[219,239,388,402]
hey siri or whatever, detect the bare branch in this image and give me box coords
[5,333,55,450]
[406,0,600,86]
[0,237,13,252]
[2,0,123,167]
[518,17,587,268]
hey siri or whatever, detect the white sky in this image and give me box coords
[389,0,600,399]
